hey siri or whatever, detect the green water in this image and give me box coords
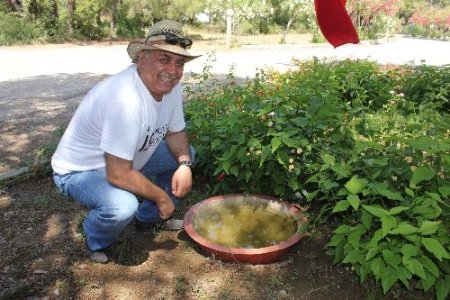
[193,200,298,248]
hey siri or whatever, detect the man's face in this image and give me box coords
[137,50,186,101]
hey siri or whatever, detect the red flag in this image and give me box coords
[314,0,360,48]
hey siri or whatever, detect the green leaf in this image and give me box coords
[359,263,371,283]
[381,216,397,237]
[420,255,440,278]
[420,220,441,236]
[382,249,401,268]
[436,277,450,300]
[409,166,435,188]
[334,224,352,234]
[229,166,239,177]
[259,146,271,166]
[331,164,351,178]
[397,267,412,288]
[421,272,436,292]
[438,186,450,198]
[422,238,450,261]
[404,258,426,279]
[361,210,373,230]
[326,233,345,247]
[365,248,379,261]
[371,257,386,280]
[322,153,335,166]
[405,187,415,197]
[343,250,361,264]
[401,244,420,259]
[409,136,437,152]
[371,183,404,201]
[388,206,410,215]
[389,223,418,235]
[347,194,360,210]
[348,226,366,250]
[271,136,282,153]
[345,176,368,194]
[368,229,383,248]
[281,135,299,148]
[362,205,389,218]
[211,138,222,149]
[332,200,350,213]
[381,267,398,294]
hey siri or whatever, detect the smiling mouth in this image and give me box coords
[159,73,178,83]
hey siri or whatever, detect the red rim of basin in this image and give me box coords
[183,194,308,264]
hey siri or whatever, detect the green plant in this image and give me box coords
[185,58,450,298]
[0,12,44,45]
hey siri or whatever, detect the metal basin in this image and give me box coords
[183,194,307,264]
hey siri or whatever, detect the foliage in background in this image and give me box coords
[184,58,450,298]
[1,0,449,45]
[0,11,45,45]
[347,0,401,39]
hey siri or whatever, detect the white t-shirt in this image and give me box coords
[51,64,186,175]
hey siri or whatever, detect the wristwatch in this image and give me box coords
[179,160,193,167]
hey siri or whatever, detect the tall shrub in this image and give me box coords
[185,59,450,298]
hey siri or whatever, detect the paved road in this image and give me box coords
[1,37,449,81]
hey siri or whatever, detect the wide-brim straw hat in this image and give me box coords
[127,20,201,63]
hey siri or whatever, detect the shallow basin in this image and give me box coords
[183,194,307,264]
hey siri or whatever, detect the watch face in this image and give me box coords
[180,160,193,167]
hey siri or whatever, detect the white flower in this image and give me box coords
[289,158,294,163]
[389,90,395,95]
[267,121,274,127]
[256,150,262,155]
[288,164,295,172]
[296,148,303,154]
[268,111,276,116]
[398,93,404,97]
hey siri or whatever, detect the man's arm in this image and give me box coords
[104,153,175,220]
[165,129,193,197]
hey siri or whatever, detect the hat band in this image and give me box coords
[145,32,193,49]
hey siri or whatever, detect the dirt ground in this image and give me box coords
[0,34,442,299]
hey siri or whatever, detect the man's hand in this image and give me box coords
[171,165,192,198]
[156,195,176,220]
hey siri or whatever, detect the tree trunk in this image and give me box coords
[6,0,23,12]
[282,17,294,43]
[49,0,58,27]
[110,0,118,39]
[28,0,40,19]
[67,0,75,35]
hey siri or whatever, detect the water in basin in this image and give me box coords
[193,199,298,248]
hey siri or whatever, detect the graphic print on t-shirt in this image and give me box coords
[138,125,168,152]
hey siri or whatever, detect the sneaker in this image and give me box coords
[164,218,184,230]
[85,242,108,263]
[134,217,184,231]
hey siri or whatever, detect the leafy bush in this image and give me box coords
[0,12,44,45]
[185,58,450,298]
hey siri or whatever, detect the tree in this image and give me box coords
[67,0,75,34]
[277,0,313,42]
[5,0,23,12]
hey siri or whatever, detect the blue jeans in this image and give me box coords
[53,141,195,251]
